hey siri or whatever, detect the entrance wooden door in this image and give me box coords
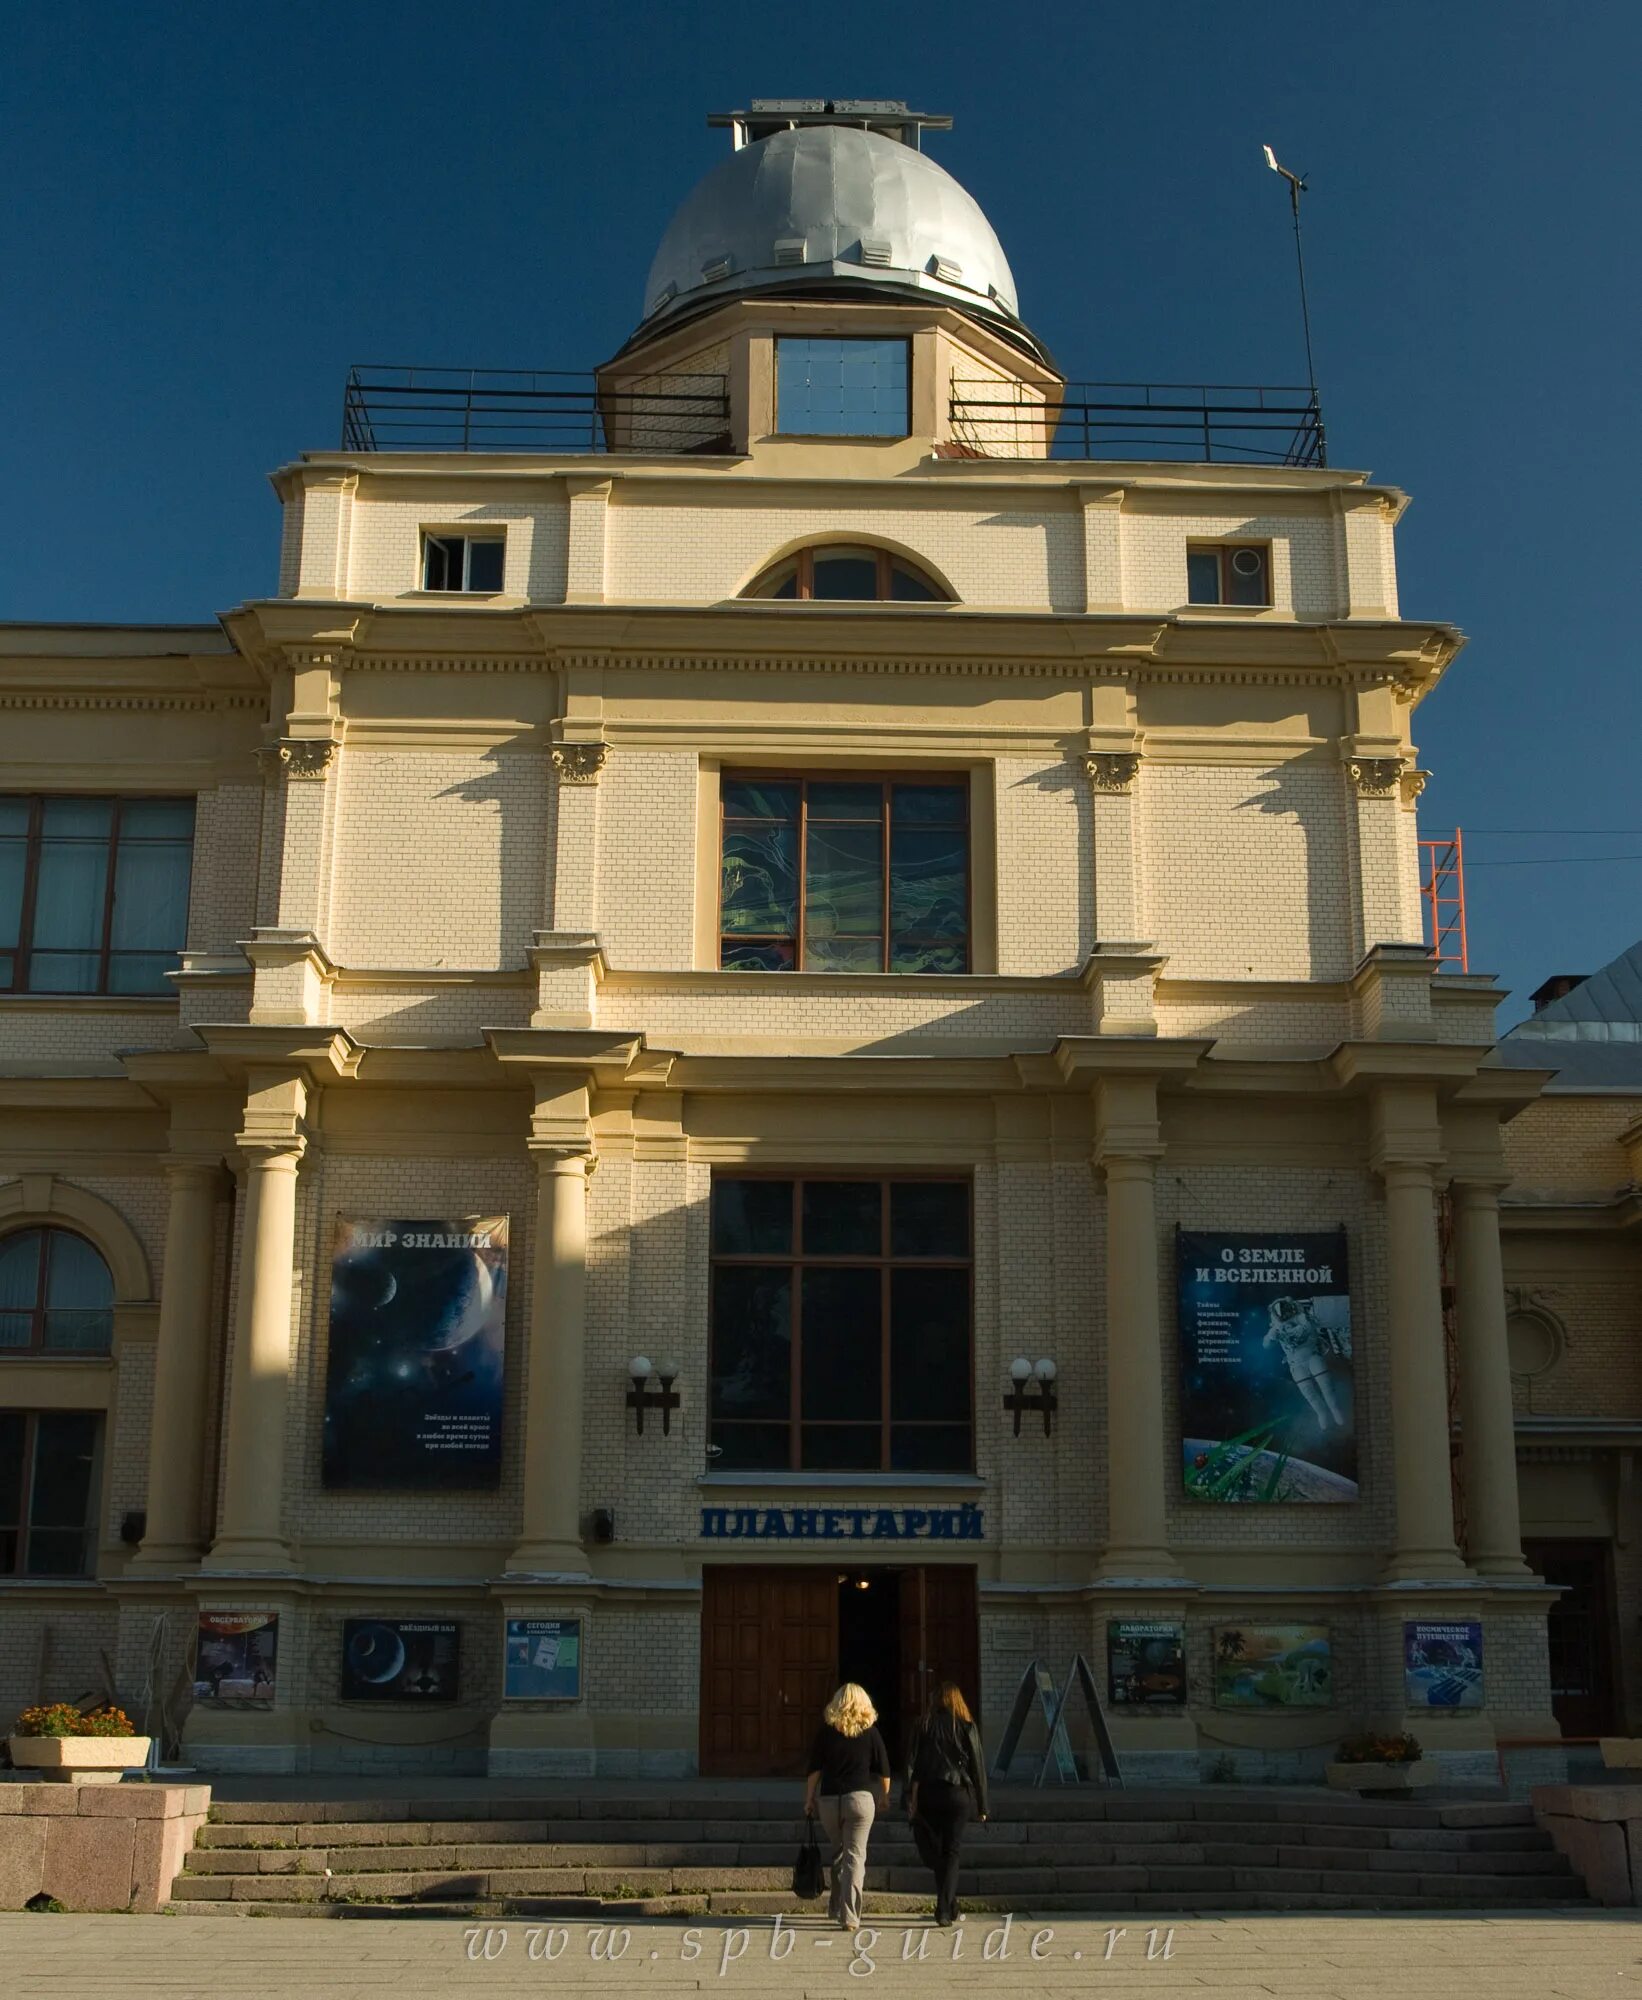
[700,1566,837,1776]
[1524,1538,1620,1736]
[897,1565,981,1732]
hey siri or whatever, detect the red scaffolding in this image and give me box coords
[1420,830,1469,972]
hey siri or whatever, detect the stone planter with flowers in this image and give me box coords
[7,1703,149,1783]
[1325,1732,1434,1792]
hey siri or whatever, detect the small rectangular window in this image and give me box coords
[0,796,194,995]
[422,532,506,593]
[0,1411,100,1576]
[1187,543,1270,607]
[776,338,910,437]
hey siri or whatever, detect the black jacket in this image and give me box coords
[904,1711,990,1819]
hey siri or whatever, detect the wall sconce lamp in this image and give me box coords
[1004,1356,1058,1437]
[627,1355,681,1437]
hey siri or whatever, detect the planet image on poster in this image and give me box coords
[322,1219,508,1491]
[346,1621,407,1686]
[1182,1440,1358,1504]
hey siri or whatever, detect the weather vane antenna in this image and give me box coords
[1263,144,1319,403]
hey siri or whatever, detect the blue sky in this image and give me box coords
[2,1,1638,1020]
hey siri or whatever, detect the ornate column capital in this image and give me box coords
[551,742,608,786]
[1083,751,1142,794]
[526,1140,597,1176]
[256,736,339,781]
[1347,757,1404,798]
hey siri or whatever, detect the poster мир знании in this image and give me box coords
[322,1217,507,1489]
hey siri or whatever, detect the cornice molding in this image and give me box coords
[0,691,263,713]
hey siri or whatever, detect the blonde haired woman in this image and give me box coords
[802,1682,890,1931]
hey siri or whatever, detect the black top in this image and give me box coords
[807,1721,890,1797]
[905,1710,990,1819]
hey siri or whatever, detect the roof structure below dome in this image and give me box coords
[631,105,1046,363]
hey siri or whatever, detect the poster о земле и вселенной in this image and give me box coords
[321,1217,507,1489]
[193,1611,278,1702]
[1178,1229,1356,1503]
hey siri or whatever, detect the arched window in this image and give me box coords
[745,546,948,603]
[0,1227,114,1355]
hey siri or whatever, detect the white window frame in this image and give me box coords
[421,531,506,594]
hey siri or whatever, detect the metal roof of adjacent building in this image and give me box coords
[1495,937,1642,1086]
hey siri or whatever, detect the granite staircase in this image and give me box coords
[169,1787,1586,1918]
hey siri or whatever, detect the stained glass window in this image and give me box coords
[709,1176,972,1472]
[720,776,968,973]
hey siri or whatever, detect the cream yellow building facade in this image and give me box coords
[0,103,1564,1782]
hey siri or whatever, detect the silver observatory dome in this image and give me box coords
[635,102,1045,360]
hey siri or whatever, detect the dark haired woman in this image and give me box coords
[904,1680,989,1927]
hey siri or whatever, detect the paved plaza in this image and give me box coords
[2,1909,1640,1998]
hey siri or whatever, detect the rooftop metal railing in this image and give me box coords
[340,366,732,453]
[335,366,1325,467]
[947,380,1327,467]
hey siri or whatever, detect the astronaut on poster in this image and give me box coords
[321,1216,508,1489]
[1178,1229,1356,1502]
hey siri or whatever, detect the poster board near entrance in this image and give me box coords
[340,1618,460,1701]
[504,1618,582,1700]
[193,1612,278,1703]
[1404,1621,1484,1708]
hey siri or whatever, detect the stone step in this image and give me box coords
[186,1824,1560,1864]
[171,1855,1581,1905]
[204,1792,1538,1830]
[170,1881,1585,1921]
[194,1813,1551,1856]
[179,1835,1574,1881]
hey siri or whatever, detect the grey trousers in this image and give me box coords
[819,1790,876,1925]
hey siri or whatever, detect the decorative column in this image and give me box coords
[203,1075,307,1574]
[1094,1075,1180,1580]
[1451,1179,1532,1577]
[130,1158,223,1568]
[507,1077,594,1577]
[1372,1088,1467,1581]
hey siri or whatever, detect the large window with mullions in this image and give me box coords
[719,775,969,973]
[709,1175,973,1473]
[0,796,194,994]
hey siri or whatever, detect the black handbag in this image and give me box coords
[792,1816,825,1899]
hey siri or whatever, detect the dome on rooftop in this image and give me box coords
[635,122,1042,359]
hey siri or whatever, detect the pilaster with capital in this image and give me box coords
[507,1074,595,1577]
[130,1155,226,1569]
[203,1072,309,1574]
[1370,1085,1467,1581]
[1093,1074,1181,1581]
[1451,1178,1532,1577]
[1079,694,1145,946]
